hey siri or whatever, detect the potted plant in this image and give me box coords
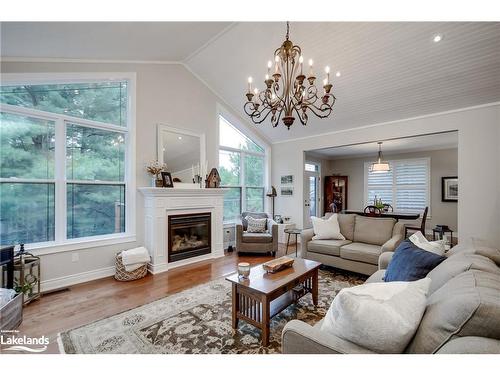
[147,161,167,187]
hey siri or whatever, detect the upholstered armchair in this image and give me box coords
[236,212,278,256]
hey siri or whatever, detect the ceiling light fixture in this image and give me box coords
[370,142,391,173]
[432,34,443,43]
[178,136,182,140]
[244,22,336,130]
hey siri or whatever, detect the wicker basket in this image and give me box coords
[114,253,148,281]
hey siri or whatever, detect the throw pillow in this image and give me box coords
[311,214,345,240]
[246,216,267,233]
[321,278,431,353]
[385,240,446,282]
[409,231,446,256]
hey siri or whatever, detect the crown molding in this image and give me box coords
[272,101,500,145]
[183,22,238,63]
[0,57,182,65]
[180,62,274,146]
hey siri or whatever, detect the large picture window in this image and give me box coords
[218,115,266,223]
[364,158,430,213]
[0,79,133,248]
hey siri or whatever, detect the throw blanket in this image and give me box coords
[121,247,150,272]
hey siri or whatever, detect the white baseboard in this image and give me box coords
[41,266,115,293]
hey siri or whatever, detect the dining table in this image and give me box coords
[341,210,420,221]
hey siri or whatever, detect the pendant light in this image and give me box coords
[370,142,391,173]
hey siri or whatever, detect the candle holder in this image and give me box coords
[237,262,250,279]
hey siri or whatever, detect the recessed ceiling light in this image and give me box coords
[335,71,341,77]
[178,136,182,140]
[432,34,443,43]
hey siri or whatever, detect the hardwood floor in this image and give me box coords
[6,247,295,354]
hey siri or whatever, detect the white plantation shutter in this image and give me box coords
[366,164,394,205]
[365,158,430,213]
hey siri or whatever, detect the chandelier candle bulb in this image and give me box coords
[267,60,272,75]
[325,66,330,84]
[299,55,304,75]
[308,59,314,76]
[247,77,253,93]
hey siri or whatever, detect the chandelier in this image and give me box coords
[244,22,336,130]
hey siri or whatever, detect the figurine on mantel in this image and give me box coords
[205,168,221,188]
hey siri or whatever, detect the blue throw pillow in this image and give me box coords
[384,240,446,282]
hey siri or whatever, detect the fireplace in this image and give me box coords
[168,212,211,263]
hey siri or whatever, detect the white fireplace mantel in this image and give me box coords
[139,187,228,274]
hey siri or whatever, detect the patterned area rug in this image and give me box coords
[59,268,365,354]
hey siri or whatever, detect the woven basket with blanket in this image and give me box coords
[114,247,150,281]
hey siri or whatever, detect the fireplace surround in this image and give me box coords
[139,187,226,273]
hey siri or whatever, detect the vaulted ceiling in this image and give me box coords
[2,22,499,143]
[0,22,232,61]
[187,22,500,142]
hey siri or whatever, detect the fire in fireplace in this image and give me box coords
[168,212,211,262]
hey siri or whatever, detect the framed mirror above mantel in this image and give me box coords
[157,124,206,186]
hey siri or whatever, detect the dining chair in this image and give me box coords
[363,205,382,217]
[404,206,429,238]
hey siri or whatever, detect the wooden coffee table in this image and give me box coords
[225,258,321,346]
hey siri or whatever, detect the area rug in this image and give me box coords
[59,268,365,354]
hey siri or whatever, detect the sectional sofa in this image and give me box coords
[282,239,500,354]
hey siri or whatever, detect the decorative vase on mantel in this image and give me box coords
[146,161,167,188]
[152,177,163,187]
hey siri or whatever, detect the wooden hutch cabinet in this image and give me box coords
[324,176,348,213]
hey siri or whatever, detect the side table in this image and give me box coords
[284,228,302,257]
[432,227,454,248]
[277,223,296,244]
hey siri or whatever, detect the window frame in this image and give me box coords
[217,108,269,224]
[0,73,136,255]
[363,157,431,215]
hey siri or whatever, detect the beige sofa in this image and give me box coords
[282,241,500,354]
[301,214,405,275]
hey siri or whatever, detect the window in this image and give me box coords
[218,115,266,223]
[304,163,319,172]
[0,79,133,248]
[364,158,430,213]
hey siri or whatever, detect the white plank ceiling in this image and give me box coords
[1,22,499,143]
[187,22,500,142]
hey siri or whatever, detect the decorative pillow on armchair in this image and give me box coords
[246,216,267,233]
[384,240,446,282]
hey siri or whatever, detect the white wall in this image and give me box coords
[327,148,458,231]
[1,61,269,290]
[272,104,500,248]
